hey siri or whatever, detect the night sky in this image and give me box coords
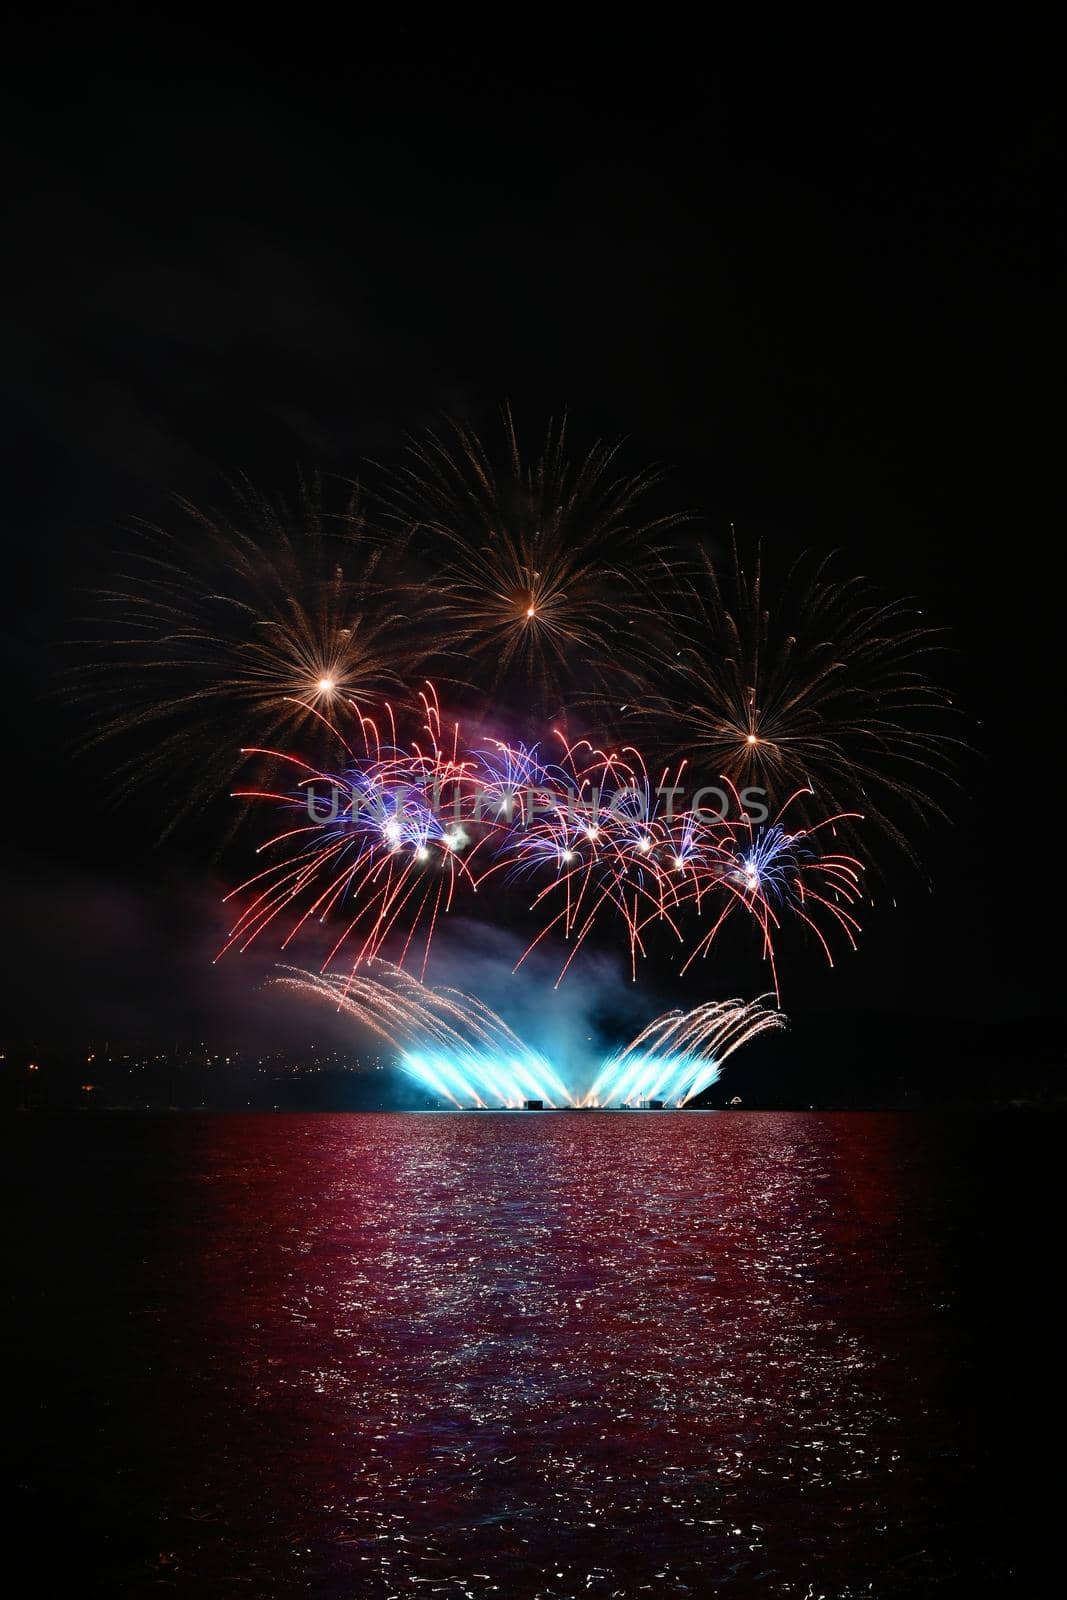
[2,54,1060,1085]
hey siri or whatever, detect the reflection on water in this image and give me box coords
[6,1111,1061,1594]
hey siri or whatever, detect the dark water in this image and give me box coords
[3,1112,1063,1595]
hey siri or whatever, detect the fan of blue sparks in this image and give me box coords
[277,962,783,1108]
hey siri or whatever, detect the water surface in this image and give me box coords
[5,1111,1062,1594]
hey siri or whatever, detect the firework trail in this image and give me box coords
[77,429,957,898]
[280,963,781,1109]
[674,781,866,1004]
[71,474,421,832]
[378,405,684,718]
[220,686,492,976]
[586,994,785,1107]
[473,740,864,999]
[478,732,696,985]
[635,537,962,862]
[275,960,572,1108]
[223,696,865,996]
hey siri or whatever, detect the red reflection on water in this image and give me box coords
[151,1112,950,1594]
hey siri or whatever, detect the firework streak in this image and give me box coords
[222,690,865,999]
[277,963,783,1108]
[380,405,687,715]
[585,996,784,1107]
[636,536,961,859]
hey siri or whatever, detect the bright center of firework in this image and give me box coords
[562,849,575,862]
[674,856,686,871]
[745,870,760,892]
[415,846,429,862]
[317,676,335,693]
[525,606,536,619]
[746,732,758,745]
[637,836,651,853]
[383,817,402,847]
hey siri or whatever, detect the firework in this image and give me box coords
[71,474,419,832]
[483,733,696,985]
[378,405,684,717]
[676,784,866,1004]
[223,699,866,998]
[474,740,864,997]
[275,961,573,1108]
[585,995,784,1107]
[279,962,781,1110]
[221,687,492,975]
[636,536,961,861]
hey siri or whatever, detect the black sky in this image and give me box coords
[1,52,1061,1059]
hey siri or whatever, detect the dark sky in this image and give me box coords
[1,52,1061,1057]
